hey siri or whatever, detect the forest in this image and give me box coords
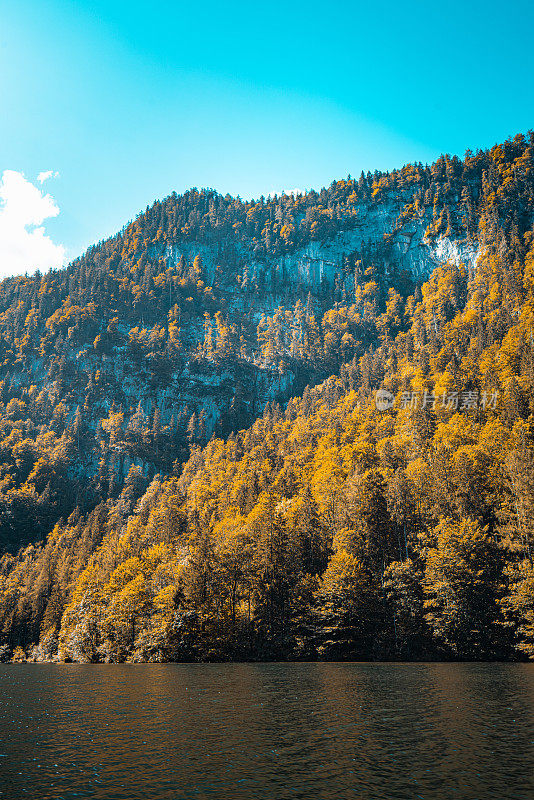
[1,132,534,662]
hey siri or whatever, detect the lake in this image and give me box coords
[0,663,533,799]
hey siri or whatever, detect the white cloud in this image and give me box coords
[37,170,60,183]
[0,170,66,278]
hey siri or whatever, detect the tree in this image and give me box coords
[424,518,508,659]
[384,560,428,658]
[314,548,379,659]
[502,562,534,658]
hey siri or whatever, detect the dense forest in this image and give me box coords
[1,131,534,662]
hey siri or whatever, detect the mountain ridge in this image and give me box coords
[1,130,534,661]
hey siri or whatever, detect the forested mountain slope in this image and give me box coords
[0,142,498,553]
[1,131,534,662]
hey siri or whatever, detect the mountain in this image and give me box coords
[1,131,534,662]
[0,149,492,552]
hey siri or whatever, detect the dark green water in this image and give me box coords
[0,663,533,799]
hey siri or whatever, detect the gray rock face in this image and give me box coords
[166,197,480,298]
[114,196,481,453]
[12,190,481,498]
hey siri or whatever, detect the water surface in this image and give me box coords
[0,663,533,799]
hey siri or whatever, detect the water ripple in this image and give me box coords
[0,663,533,800]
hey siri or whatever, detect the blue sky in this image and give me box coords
[1,0,533,275]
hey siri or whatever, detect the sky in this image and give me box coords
[1,0,534,278]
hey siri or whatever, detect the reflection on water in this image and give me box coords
[0,663,533,799]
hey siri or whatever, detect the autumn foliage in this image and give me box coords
[1,132,534,661]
